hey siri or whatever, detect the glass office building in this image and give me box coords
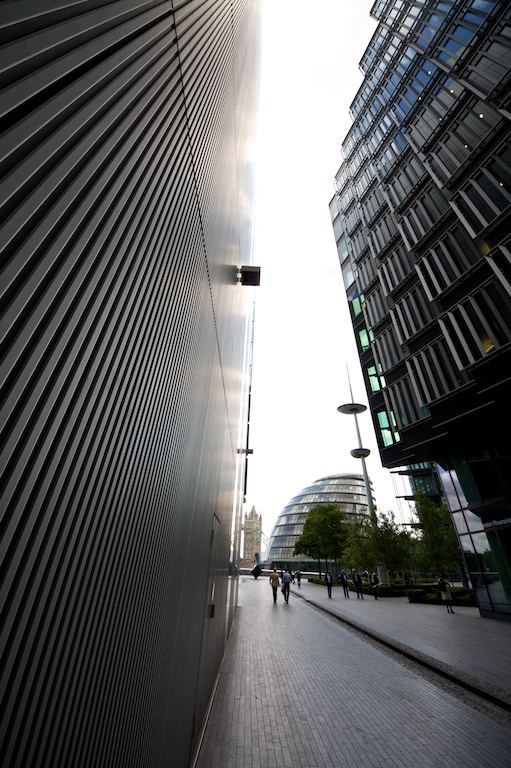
[267,474,374,570]
[0,2,261,766]
[330,0,511,619]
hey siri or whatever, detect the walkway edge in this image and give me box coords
[293,589,511,712]
[190,607,243,768]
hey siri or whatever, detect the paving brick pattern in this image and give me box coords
[195,577,511,768]
[292,579,511,702]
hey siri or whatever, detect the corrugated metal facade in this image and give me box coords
[0,2,260,766]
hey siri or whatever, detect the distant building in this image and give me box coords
[243,506,263,565]
[330,0,511,619]
[267,474,375,571]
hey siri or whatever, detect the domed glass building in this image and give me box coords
[266,473,375,570]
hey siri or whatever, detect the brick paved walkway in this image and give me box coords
[292,578,511,703]
[195,576,511,768]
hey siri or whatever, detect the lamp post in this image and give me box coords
[337,384,389,586]
[336,401,374,516]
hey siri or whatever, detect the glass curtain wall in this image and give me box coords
[330,0,511,619]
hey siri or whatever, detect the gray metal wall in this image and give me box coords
[0,2,260,766]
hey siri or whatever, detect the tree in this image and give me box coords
[342,514,373,571]
[413,492,461,574]
[343,509,413,580]
[370,510,413,578]
[293,524,322,567]
[293,503,348,574]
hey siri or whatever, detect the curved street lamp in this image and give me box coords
[337,401,374,514]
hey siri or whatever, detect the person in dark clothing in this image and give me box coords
[282,569,292,603]
[352,569,364,599]
[325,571,333,598]
[370,571,379,599]
[295,570,301,587]
[339,570,350,597]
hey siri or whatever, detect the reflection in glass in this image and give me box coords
[465,508,483,532]
[473,531,497,572]
[452,511,468,535]
[485,576,511,615]
[451,469,468,508]
[474,583,492,610]
[436,464,462,511]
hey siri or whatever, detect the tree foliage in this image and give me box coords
[342,510,412,576]
[342,514,373,570]
[370,510,413,576]
[293,503,348,567]
[413,492,461,573]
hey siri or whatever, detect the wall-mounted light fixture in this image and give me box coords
[237,266,261,286]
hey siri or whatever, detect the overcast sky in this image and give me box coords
[244,0,414,545]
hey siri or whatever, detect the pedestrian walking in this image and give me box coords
[438,573,455,613]
[340,570,350,597]
[269,569,280,603]
[295,570,301,587]
[352,569,364,599]
[325,571,333,598]
[370,571,379,599]
[282,569,292,603]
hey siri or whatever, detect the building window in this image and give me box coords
[452,196,485,236]
[409,114,435,147]
[376,407,400,447]
[342,259,355,289]
[347,286,364,319]
[487,245,511,295]
[336,234,349,265]
[350,229,367,261]
[454,159,511,234]
[365,287,389,327]
[406,337,468,404]
[467,175,507,215]
[439,280,511,369]
[386,154,426,208]
[366,363,386,393]
[387,375,422,428]
[426,144,459,182]
[374,326,402,371]
[393,286,436,343]
[370,213,399,254]
[478,168,511,211]
[487,146,511,190]
[435,22,475,67]
[333,212,344,242]
[474,282,511,347]
[357,327,373,354]
[346,205,363,234]
[356,255,377,290]
[464,27,511,95]
[401,209,424,244]
[452,100,501,153]
[417,225,484,299]
[362,186,386,223]
[380,244,414,294]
